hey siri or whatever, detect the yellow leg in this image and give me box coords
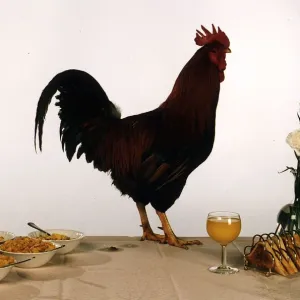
[156,211,202,249]
[136,202,166,243]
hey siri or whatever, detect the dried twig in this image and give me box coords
[278,166,297,176]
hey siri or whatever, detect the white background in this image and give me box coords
[0,0,299,237]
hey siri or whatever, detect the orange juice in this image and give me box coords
[207,216,241,246]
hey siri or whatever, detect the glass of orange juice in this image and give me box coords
[206,211,241,274]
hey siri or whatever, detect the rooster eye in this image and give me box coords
[210,49,217,54]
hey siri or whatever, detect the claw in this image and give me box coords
[162,234,202,249]
[141,228,166,243]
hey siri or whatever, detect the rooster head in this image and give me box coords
[194,24,231,82]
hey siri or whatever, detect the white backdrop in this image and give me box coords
[0,0,299,237]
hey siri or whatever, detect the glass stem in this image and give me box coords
[221,245,227,268]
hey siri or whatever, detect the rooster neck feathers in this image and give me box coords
[159,46,221,140]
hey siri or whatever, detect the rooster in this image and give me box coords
[34,24,231,249]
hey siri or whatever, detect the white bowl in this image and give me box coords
[28,229,84,254]
[0,260,16,281]
[0,242,61,268]
[0,231,15,242]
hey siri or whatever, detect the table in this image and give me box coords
[0,237,298,300]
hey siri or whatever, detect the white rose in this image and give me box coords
[286,129,300,156]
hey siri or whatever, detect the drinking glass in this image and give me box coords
[206,211,241,274]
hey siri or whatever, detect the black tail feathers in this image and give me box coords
[34,69,121,161]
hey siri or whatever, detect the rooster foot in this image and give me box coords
[140,226,166,243]
[165,236,202,250]
[157,226,202,249]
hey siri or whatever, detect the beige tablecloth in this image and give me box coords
[0,236,298,300]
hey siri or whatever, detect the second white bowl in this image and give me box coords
[28,229,84,254]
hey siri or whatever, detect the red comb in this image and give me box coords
[194,24,230,48]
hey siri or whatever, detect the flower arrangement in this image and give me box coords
[277,114,300,232]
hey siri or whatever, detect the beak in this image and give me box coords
[225,48,231,53]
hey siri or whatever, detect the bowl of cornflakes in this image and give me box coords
[0,236,62,268]
[0,254,16,281]
[28,229,84,254]
[0,231,15,243]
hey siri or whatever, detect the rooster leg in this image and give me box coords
[136,202,166,243]
[156,211,202,249]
